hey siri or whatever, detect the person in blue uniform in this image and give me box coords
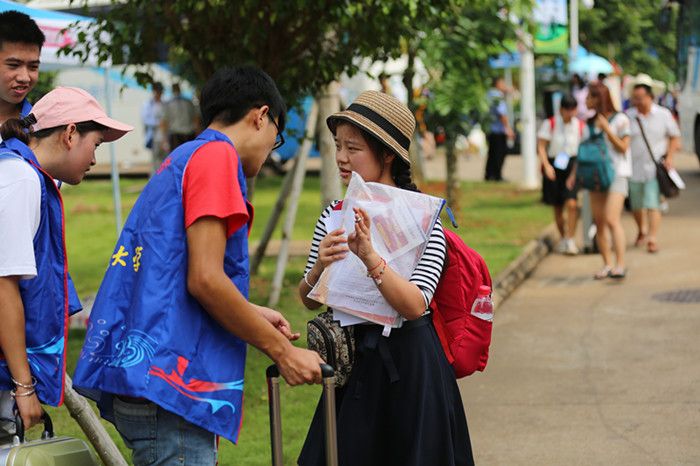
[0,86,132,430]
[73,66,323,466]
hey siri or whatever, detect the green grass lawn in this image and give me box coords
[52,173,549,465]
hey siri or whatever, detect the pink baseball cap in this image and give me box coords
[29,87,133,142]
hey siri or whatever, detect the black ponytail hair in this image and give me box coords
[390,157,419,192]
[0,113,107,145]
[0,118,29,143]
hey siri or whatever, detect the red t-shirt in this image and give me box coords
[182,141,250,237]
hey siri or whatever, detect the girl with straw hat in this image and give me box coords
[298,90,474,466]
[0,87,132,430]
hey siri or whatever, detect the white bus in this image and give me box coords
[676,0,700,166]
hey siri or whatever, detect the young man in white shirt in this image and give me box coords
[626,76,680,253]
[537,94,583,255]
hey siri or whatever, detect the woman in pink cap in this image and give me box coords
[0,87,132,430]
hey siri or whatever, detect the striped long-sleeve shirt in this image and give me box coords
[304,201,447,309]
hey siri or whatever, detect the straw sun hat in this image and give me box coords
[327,90,416,166]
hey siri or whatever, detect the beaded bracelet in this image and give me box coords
[11,376,36,389]
[367,259,387,286]
[11,388,36,398]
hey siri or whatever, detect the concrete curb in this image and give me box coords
[491,223,558,310]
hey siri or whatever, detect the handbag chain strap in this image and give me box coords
[635,115,659,165]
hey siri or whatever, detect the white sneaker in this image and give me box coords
[564,238,579,255]
[555,239,567,254]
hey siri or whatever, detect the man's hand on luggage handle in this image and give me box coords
[276,347,324,386]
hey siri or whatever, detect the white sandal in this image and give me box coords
[594,265,613,280]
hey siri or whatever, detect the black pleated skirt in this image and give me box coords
[298,316,474,466]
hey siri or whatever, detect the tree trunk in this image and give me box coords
[317,82,342,209]
[401,51,425,185]
[445,136,460,211]
[402,49,416,112]
[409,133,424,186]
[268,101,319,307]
[63,376,128,466]
[246,176,256,202]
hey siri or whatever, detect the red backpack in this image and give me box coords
[430,228,493,378]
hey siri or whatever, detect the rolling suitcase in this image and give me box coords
[266,364,337,466]
[0,411,99,466]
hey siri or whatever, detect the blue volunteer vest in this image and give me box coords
[73,129,251,443]
[16,99,82,316]
[0,138,72,407]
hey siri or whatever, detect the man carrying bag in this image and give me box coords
[626,74,681,254]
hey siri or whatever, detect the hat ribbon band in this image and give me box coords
[347,103,410,151]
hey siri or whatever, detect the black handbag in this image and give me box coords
[307,309,355,387]
[635,116,680,198]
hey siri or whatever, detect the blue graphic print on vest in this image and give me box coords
[73,129,252,443]
[18,98,82,316]
[0,139,70,407]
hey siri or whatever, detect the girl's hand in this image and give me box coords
[317,228,348,270]
[15,392,42,430]
[566,173,577,191]
[347,208,376,263]
[543,163,556,181]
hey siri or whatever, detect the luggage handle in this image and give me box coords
[5,409,55,443]
[266,364,337,466]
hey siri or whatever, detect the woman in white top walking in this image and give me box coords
[569,81,631,279]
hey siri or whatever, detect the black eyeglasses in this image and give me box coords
[268,115,285,150]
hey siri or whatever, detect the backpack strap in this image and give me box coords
[445,206,458,228]
[634,116,658,164]
[586,119,597,139]
[578,119,584,138]
[549,116,555,132]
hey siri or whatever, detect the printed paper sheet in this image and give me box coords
[308,172,445,327]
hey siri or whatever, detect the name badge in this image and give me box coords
[553,152,570,170]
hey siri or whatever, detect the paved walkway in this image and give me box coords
[458,152,700,465]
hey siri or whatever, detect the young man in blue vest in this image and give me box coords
[73,67,323,465]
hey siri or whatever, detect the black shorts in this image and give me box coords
[542,157,578,206]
